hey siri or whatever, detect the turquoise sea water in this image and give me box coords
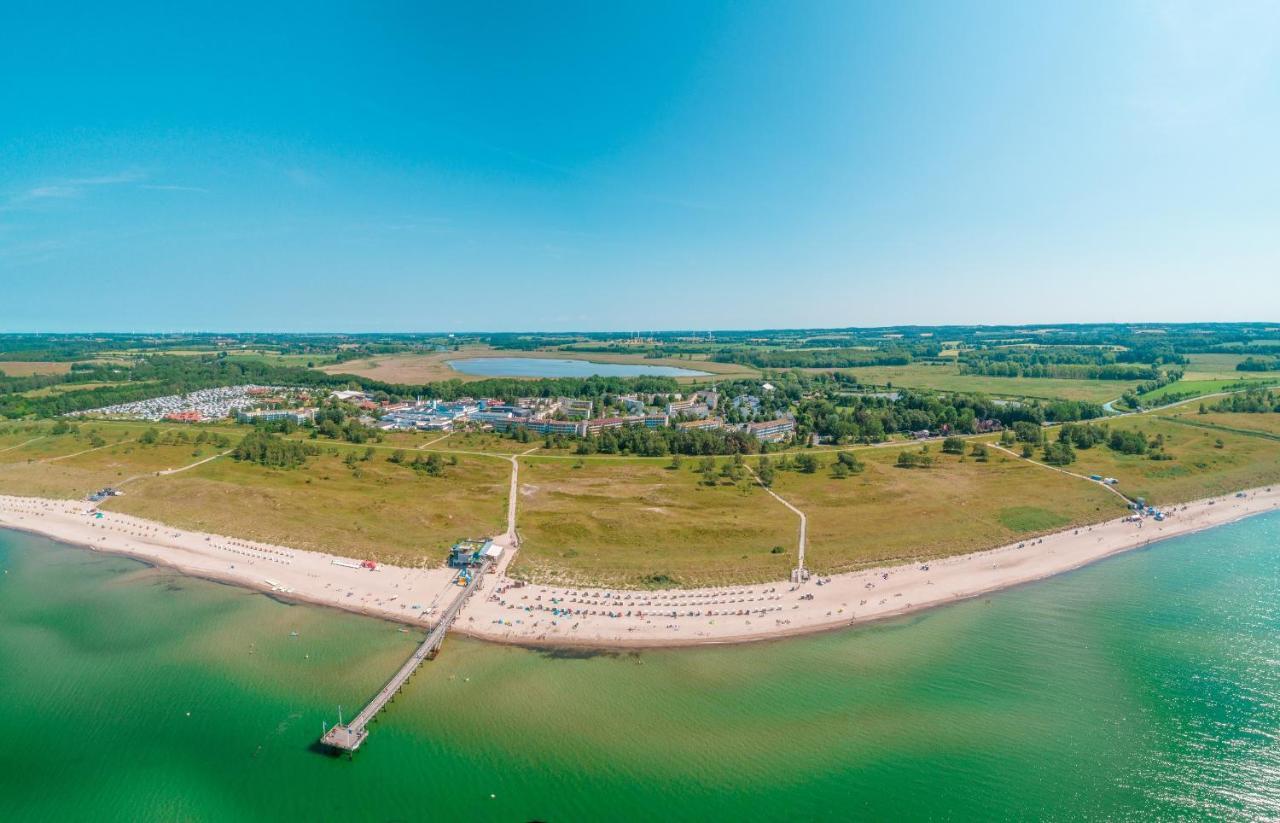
[3,512,1280,821]
[446,356,711,378]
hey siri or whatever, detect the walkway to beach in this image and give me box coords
[988,442,1132,504]
[321,558,491,752]
[746,464,807,575]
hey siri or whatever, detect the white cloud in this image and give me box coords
[2,170,208,211]
[4,169,146,209]
[138,184,209,194]
[24,185,80,200]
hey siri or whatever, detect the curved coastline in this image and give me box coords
[3,488,1279,649]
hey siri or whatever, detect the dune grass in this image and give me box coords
[760,445,1126,575]
[103,451,510,566]
[6,403,1279,587]
[512,457,796,587]
[0,433,219,498]
[1057,417,1280,506]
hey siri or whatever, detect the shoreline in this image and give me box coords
[2,487,1278,649]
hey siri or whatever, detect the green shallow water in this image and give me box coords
[3,513,1280,821]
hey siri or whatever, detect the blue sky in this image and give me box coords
[2,1,1278,332]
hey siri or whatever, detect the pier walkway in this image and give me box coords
[321,560,490,752]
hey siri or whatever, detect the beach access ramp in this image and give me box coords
[320,560,490,753]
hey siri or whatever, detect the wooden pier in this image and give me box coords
[321,561,490,753]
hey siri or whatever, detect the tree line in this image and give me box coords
[712,347,918,369]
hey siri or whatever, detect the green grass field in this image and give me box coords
[760,446,1126,575]
[103,451,510,565]
[1140,377,1280,406]
[1189,412,1280,438]
[511,457,796,587]
[18,381,143,398]
[1180,353,1263,381]
[1150,405,1280,442]
[6,403,1280,587]
[0,361,74,377]
[816,362,1141,403]
[0,427,221,498]
[1060,417,1280,505]
[422,431,538,455]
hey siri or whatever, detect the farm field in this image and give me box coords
[0,361,75,377]
[1180,353,1262,381]
[760,445,1127,575]
[20,380,149,398]
[1056,417,1280,506]
[1190,412,1280,438]
[322,346,755,384]
[1154,405,1280,439]
[512,457,796,587]
[222,351,339,368]
[1137,377,1276,405]
[815,362,1141,403]
[103,451,510,565]
[98,348,336,368]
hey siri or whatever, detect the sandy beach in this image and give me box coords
[3,487,1279,648]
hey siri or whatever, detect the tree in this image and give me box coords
[896,451,918,468]
[836,451,863,473]
[1013,421,1043,444]
[831,461,850,479]
[720,460,744,482]
[388,449,406,464]
[1042,440,1076,465]
[139,427,159,445]
[1108,430,1147,455]
[794,453,819,473]
[694,455,717,485]
[756,455,775,486]
[232,431,319,469]
[942,435,965,454]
